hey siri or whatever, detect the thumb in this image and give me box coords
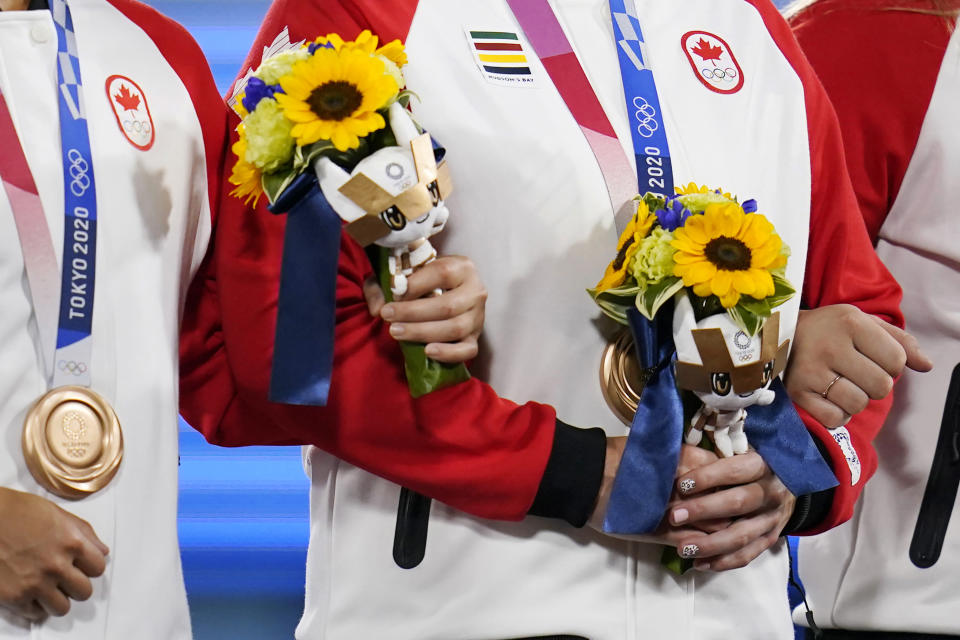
[362,275,386,317]
[871,315,933,372]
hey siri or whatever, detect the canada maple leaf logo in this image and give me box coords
[113,84,140,112]
[691,38,724,63]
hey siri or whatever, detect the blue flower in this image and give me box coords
[657,197,692,231]
[308,40,336,55]
[741,198,758,214]
[242,77,285,114]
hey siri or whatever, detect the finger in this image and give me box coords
[833,350,896,400]
[58,568,93,602]
[676,451,767,496]
[676,445,719,477]
[389,316,477,345]
[72,516,109,557]
[794,392,850,429]
[362,276,385,317]
[655,526,711,547]
[671,483,766,525]
[696,528,781,572]
[72,538,107,578]
[677,510,779,561]
[850,319,908,378]
[870,315,933,372]
[424,338,479,364]
[37,588,71,617]
[400,256,472,300]
[382,289,478,324]
[11,598,46,622]
[822,375,871,416]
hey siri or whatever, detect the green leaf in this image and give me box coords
[638,277,683,320]
[727,304,764,336]
[768,273,797,309]
[661,546,694,575]
[262,170,297,205]
[376,248,470,397]
[641,192,667,213]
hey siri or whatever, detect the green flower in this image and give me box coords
[243,99,295,171]
[255,49,311,85]
[676,190,735,214]
[630,226,676,287]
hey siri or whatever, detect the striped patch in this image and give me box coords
[465,28,538,87]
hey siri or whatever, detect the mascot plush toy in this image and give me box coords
[315,102,453,297]
[673,293,790,457]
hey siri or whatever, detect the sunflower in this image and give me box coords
[671,203,786,308]
[276,47,398,151]
[675,182,734,199]
[595,200,656,292]
[228,130,263,206]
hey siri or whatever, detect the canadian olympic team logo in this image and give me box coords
[104,75,155,150]
[680,31,745,95]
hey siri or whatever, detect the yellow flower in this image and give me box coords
[595,200,656,292]
[228,130,263,206]
[675,182,734,199]
[276,47,398,151]
[671,203,786,308]
[375,39,408,68]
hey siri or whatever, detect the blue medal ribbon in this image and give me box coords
[50,0,98,387]
[608,0,674,198]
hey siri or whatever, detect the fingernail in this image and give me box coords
[680,544,700,558]
[380,305,395,321]
[678,478,696,494]
[694,561,711,571]
[389,324,405,337]
[672,508,689,524]
[424,344,438,357]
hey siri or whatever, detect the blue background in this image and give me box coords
[151,1,800,638]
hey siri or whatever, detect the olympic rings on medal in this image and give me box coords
[632,95,659,139]
[67,148,90,197]
[58,360,88,376]
[701,67,738,82]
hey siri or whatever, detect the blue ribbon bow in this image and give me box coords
[266,172,342,406]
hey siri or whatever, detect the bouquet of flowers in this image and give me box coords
[228,30,410,206]
[590,184,837,541]
[590,183,795,336]
[227,30,467,405]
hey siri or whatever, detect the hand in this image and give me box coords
[668,451,795,571]
[786,305,932,429]
[363,255,486,363]
[0,488,109,621]
[589,443,726,543]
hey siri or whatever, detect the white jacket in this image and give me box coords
[0,1,221,637]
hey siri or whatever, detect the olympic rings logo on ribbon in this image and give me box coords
[701,67,738,82]
[67,148,90,197]
[632,96,659,139]
[58,360,88,376]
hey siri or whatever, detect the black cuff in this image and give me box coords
[782,436,836,535]
[527,420,606,528]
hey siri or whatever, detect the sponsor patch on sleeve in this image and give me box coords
[831,426,862,486]
[464,27,539,88]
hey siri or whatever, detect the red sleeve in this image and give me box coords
[178,0,559,522]
[747,0,906,534]
[790,0,951,242]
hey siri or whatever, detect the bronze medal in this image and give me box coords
[22,386,123,499]
[599,329,650,426]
